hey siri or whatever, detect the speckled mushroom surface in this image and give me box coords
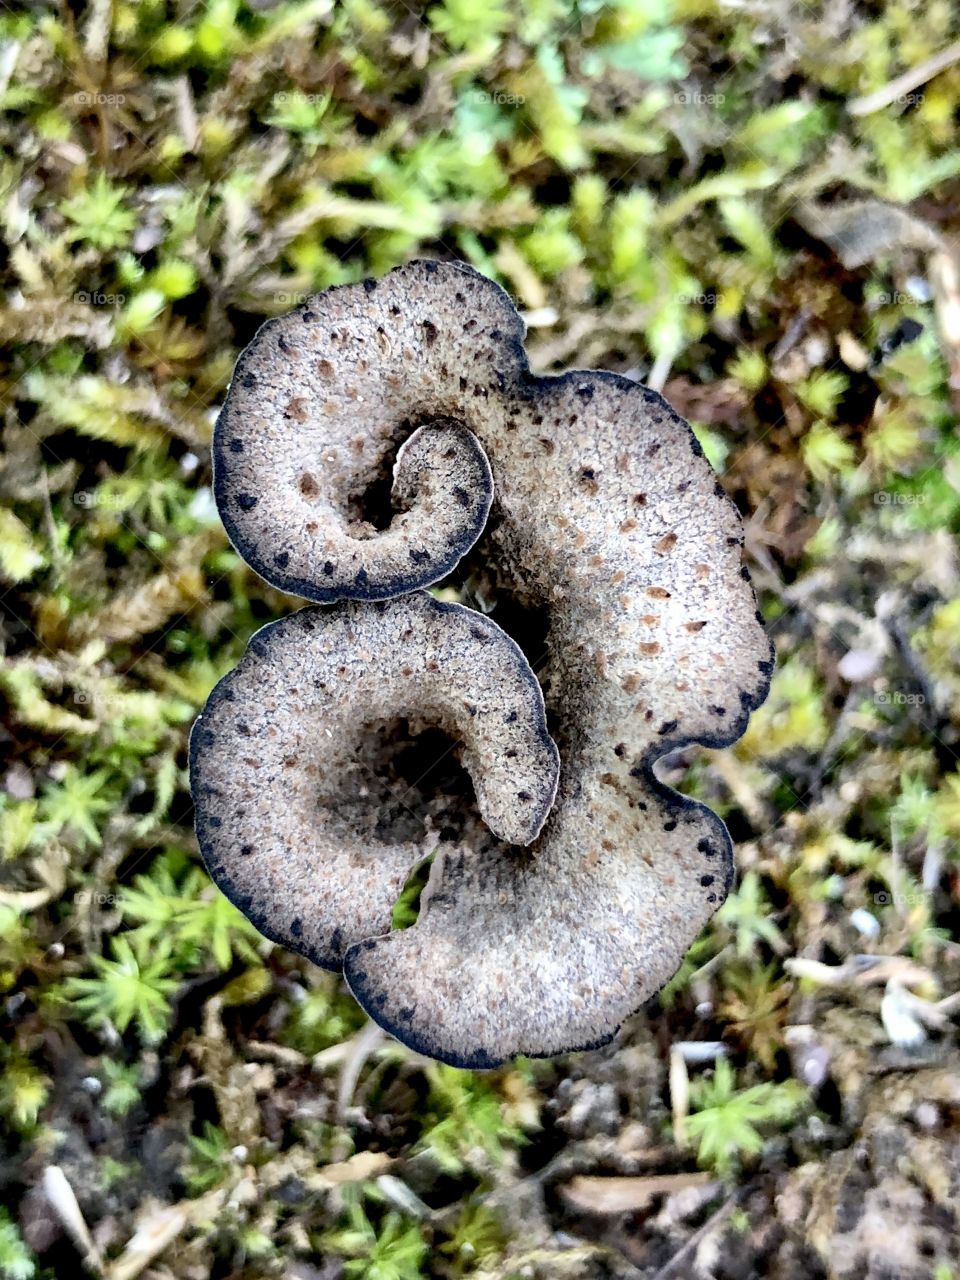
[193,258,773,1068]
[191,593,559,968]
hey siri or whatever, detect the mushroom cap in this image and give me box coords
[190,592,559,969]
[196,259,773,1066]
[343,779,733,1069]
[214,281,505,601]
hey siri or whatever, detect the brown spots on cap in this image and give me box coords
[299,473,320,498]
[204,259,771,1071]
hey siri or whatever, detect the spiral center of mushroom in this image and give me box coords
[346,414,473,535]
[318,717,482,851]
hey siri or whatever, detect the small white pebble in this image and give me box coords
[797,1045,830,1088]
[803,333,829,366]
[188,487,218,524]
[837,648,881,682]
[914,1102,939,1129]
[849,907,880,938]
[881,982,927,1048]
[520,307,558,328]
[180,451,199,475]
[81,1076,102,1095]
[676,1041,726,1064]
[231,1145,248,1162]
[784,1025,831,1088]
[3,762,35,800]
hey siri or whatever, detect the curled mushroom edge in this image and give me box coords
[191,257,774,1069]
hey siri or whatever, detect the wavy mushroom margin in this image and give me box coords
[194,259,775,1068]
